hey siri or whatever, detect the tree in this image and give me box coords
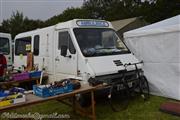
[45,7,90,26]
[0,11,25,38]
[0,0,179,38]
[142,0,180,23]
[0,11,44,38]
[82,0,147,21]
[82,0,180,23]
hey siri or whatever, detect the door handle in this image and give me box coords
[55,57,60,61]
[65,55,72,58]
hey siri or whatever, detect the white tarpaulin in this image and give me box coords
[124,15,180,100]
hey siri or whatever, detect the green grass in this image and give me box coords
[0,95,179,120]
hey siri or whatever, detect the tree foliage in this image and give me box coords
[82,0,180,22]
[0,11,44,38]
[45,7,90,26]
[0,0,179,38]
[142,0,180,23]
[83,0,141,20]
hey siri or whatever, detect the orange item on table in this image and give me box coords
[26,52,34,71]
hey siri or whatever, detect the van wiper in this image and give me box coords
[3,52,8,54]
[95,47,115,50]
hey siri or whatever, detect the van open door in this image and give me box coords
[0,33,12,69]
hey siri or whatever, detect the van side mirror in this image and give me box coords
[61,45,68,57]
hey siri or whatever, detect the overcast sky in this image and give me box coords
[0,0,84,23]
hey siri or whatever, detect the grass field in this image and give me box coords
[0,95,179,120]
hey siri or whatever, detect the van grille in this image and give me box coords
[113,60,123,66]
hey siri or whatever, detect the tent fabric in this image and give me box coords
[124,15,180,100]
[124,15,180,37]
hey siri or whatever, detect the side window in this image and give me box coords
[58,31,76,54]
[15,37,31,55]
[34,35,40,56]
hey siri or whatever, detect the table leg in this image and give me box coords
[73,95,76,114]
[36,79,39,85]
[91,91,96,120]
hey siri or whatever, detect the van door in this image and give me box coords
[55,29,77,76]
[0,37,12,67]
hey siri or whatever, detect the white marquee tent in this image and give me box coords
[124,15,180,100]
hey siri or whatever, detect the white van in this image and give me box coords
[14,19,141,83]
[0,33,13,69]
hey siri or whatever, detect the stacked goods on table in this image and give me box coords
[0,51,42,82]
[0,87,26,107]
[33,79,81,98]
[12,71,42,81]
[12,72,30,81]
[0,71,42,82]
[0,71,12,82]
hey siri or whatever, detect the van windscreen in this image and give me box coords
[0,37,10,55]
[73,28,130,57]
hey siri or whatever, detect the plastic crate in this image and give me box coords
[63,84,73,93]
[52,84,73,95]
[12,72,29,81]
[33,84,73,98]
[29,71,42,78]
[33,85,52,98]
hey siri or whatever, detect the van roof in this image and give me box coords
[15,19,113,39]
[15,25,54,39]
[0,32,11,39]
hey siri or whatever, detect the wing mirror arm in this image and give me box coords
[60,45,72,58]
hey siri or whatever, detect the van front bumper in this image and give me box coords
[95,70,140,85]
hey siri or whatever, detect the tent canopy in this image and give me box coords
[124,15,180,100]
[124,15,180,38]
